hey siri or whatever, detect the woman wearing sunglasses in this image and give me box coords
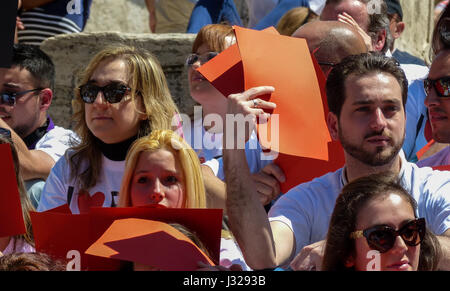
[37,46,179,214]
[322,171,441,271]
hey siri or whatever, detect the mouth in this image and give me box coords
[190,71,206,83]
[386,260,410,271]
[428,110,447,122]
[366,135,391,146]
[0,114,11,120]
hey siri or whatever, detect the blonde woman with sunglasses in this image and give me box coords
[37,45,180,214]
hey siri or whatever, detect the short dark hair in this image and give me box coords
[11,44,55,91]
[326,52,408,118]
[322,171,442,271]
[0,252,66,271]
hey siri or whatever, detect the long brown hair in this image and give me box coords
[322,171,441,271]
[69,45,179,190]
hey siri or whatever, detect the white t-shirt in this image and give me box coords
[268,153,450,258]
[220,237,251,271]
[37,152,125,214]
[35,126,77,162]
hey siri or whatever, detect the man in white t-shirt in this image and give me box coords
[0,44,75,207]
[223,53,450,271]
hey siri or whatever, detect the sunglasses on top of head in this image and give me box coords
[350,218,426,253]
[424,76,450,98]
[78,82,135,104]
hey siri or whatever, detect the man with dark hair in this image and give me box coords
[223,52,450,271]
[0,44,75,207]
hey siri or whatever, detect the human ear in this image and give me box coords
[39,88,53,111]
[372,29,386,52]
[327,112,339,141]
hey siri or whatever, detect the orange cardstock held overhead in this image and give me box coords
[0,143,26,237]
[85,218,214,271]
[275,53,345,193]
[198,26,330,160]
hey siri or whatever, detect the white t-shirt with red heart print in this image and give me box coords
[37,152,125,214]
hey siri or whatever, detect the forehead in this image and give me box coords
[322,0,369,30]
[0,66,35,86]
[135,149,179,170]
[357,192,415,228]
[429,51,450,78]
[343,72,403,105]
[90,58,129,84]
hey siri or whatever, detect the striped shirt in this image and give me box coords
[18,0,92,46]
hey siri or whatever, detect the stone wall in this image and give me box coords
[41,0,435,128]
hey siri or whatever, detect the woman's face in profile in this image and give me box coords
[130,149,185,208]
[348,193,421,271]
[84,58,145,144]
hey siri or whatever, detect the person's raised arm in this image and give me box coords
[223,86,295,269]
[0,118,54,180]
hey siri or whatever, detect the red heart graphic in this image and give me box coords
[77,190,105,214]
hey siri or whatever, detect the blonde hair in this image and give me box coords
[70,45,179,190]
[118,130,206,208]
[276,7,318,36]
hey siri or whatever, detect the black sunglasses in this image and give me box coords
[350,218,426,253]
[78,82,133,104]
[185,52,219,67]
[0,88,43,106]
[424,76,450,98]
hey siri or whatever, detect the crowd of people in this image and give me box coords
[1,0,449,272]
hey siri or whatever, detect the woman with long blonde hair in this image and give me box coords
[38,45,180,214]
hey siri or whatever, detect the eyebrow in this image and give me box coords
[352,99,402,106]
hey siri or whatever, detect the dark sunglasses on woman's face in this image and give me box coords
[424,76,450,98]
[78,82,133,104]
[185,52,219,67]
[350,218,426,253]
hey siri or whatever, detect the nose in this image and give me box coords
[424,87,440,109]
[370,107,387,131]
[149,179,164,204]
[92,90,107,105]
[390,235,409,254]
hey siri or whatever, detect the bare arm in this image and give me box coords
[145,0,156,33]
[0,119,54,180]
[223,86,295,269]
[437,229,450,270]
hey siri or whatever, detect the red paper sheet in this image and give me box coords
[86,218,214,271]
[0,143,26,237]
[31,207,222,271]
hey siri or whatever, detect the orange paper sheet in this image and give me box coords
[86,218,214,271]
[0,143,26,237]
[274,53,345,192]
[198,26,330,160]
